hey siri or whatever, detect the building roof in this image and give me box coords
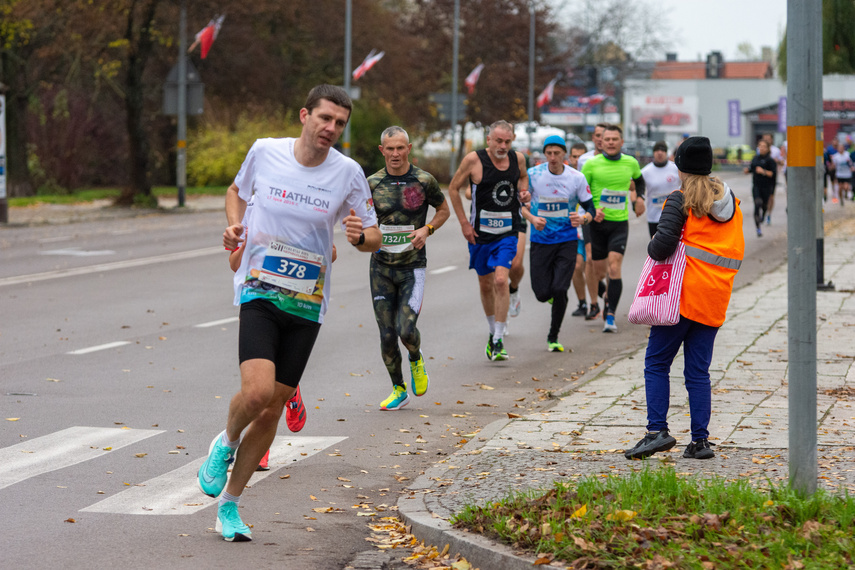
[651,61,773,80]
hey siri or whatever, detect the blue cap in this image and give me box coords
[542,135,566,152]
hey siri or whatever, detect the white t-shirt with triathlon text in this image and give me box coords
[641,161,682,223]
[232,138,377,323]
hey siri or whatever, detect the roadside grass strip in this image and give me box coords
[452,467,855,569]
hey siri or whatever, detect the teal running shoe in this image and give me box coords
[216,501,252,542]
[198,432,236,498]
[409,351,429,397]
[380,385,410,411]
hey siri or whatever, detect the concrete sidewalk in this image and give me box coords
[2,194,223,227]
[398,216,855,569]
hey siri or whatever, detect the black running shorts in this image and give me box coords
[589,220,629,260]
[238,299,321,388]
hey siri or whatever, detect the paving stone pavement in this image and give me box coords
[398,214,855,569]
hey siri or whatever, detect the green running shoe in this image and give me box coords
[380,385,410,411]
[547,341,564,352]
[198,432,236,498]
[216,501,252,542]
[485,334,494,360]
[409,351,429,397]
[491,339,509,361]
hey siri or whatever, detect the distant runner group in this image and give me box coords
[196,84,757,542]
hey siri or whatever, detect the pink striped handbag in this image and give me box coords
[628,238,687,326]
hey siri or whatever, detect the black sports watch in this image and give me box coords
[354,232,365,246]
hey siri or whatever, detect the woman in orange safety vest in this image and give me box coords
[625,136,745,461]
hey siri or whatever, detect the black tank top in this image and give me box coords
[471,149,521,244]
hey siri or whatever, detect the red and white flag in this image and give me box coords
[536,77,558,108]
[190,15,225,59]
[464,63,485,95]
[587,93,606,106]
[352,49,385,81]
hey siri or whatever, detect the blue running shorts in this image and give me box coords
[468,235,518,276]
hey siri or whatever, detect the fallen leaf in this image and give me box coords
[507,413,521,419]
[608,510,637,522]
[306,527,315,532]
[479,385,495,390]
[337,477,351,482]
[65,518,76,523]
[312,507,334,513]
[571,504,587,518]
[356,512,376,517]
[6,418,20,422]
[349,372,363,377]
[134,453,147,458]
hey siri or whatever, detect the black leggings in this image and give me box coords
[530,241,576,342]
[752,186,773,228]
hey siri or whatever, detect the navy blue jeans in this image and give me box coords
[644,315,719,441]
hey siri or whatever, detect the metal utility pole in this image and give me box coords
[176,0,187,207]
[528,1,535,154]
[815,12,833,292]
[786,0,819,496]
[343,0,352,157]
[449,0,460,178]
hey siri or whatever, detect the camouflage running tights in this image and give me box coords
[369,258,425,387]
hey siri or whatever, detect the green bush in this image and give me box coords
[187,112,301,186]
[349,99,403,175]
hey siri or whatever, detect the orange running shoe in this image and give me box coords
[256,449,270,471]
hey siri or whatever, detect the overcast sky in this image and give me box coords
[552,0,787,63]
[658,0,787,62]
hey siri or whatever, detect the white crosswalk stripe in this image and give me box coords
[0,426,164,491]
[80,435,347,515]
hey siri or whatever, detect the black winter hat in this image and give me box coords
[674,136,712,175]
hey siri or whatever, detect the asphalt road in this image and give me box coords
[0,171,791,568]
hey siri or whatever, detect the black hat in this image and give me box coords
[674,136,712,175]
[653,141,668,153]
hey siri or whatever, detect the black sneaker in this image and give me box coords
[598,280,606,298]
[571,301,587,317]
[683,439,715,459]
[625,430,677,460]
[585,302,600,321]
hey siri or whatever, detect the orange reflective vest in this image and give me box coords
[680,198,745,327]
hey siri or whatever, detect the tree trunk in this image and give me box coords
[116,0,159,208]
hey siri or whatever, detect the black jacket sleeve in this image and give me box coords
[579,198,596,218]
[647,190,686,261]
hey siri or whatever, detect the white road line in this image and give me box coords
[40,248,116,257]
[0,246,222,288]
[0,426,164,491]
[67,341,132,355]
[195,317,239,328]
[429,265,458,275]
[81,435,347,515]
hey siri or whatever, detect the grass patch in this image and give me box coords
[452,467,855,569]
[8,186,229,208]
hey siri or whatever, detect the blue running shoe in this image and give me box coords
[603,314,617,333]
[216,501,252,542]
[198,432,236,498]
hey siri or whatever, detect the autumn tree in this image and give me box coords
[0,0,68,197]
[778,0,855,79]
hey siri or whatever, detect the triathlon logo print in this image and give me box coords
[491,180,514,207]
